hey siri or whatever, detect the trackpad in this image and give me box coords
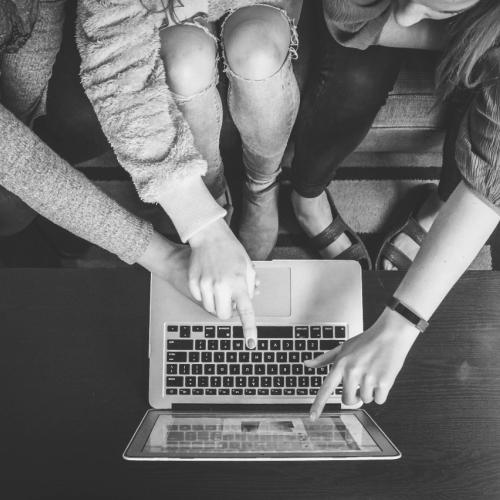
[253,267,291,317]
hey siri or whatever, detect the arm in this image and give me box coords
[77,1,257,342]
[308,182,500,418]
[76,0,225,242]
[376,12,447,50]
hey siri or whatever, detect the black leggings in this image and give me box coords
[291,7,464,201]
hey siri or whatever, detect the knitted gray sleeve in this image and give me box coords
[0,104,153,264]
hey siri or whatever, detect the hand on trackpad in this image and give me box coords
[252,267,291,317]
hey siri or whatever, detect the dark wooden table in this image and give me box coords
[2,269,500,500]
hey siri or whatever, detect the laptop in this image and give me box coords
[124,260,401,460]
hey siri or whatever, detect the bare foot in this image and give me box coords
[291,190,352,259]
[383,187,444,270]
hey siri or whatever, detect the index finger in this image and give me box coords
[233,288,257,350]
[310,365,343,421]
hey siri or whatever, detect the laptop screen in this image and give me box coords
[123,410,400,460]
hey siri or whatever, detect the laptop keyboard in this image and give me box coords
[164,324,346,397]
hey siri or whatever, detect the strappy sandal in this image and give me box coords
[308,190,372,270]
[375,183,436,271]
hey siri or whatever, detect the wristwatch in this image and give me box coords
[387,297,429,333]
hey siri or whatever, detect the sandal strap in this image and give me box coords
[382,242,413,271]
[309,216,348,251]
[402,217,427,246]
[336,243,369,263]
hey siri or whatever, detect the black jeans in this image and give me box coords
[291,7,464,202]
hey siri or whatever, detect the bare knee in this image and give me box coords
[223,6,291,80]
[160,25,217,96]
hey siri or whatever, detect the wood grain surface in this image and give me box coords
[2,269,500,500]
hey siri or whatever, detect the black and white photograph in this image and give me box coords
[1,0,500,498]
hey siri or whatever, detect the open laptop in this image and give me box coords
[124,260,401,460]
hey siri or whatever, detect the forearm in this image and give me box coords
[376,13,447,50]
[393,182,500,321]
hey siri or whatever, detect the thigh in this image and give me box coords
[0,0,65,125]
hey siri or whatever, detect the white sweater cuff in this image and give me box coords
[157,176,226,242]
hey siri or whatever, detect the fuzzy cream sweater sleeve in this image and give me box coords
[76,0,225,242]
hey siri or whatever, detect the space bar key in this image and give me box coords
[257,326,293,338]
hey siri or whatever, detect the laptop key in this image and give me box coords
[223,377,234,387]
[167,339,193,350]
[245,389,256,395]
[236,377,246,387]
[166,388,178,395]
[277,352,287,363]
[220,340,231,350]
[193,389,203,395]
[309,388,318,395]
[251,352,262,362]
[335,326,346,339]
[214,352,225,363]
[233,326,244,338]
[289,352,299,363]
[298,377,309,387]
[310,326,321,338]
[180,326,191,337]
[258,326,293,338]
[206,389,217,395]
[167,352,187,363]
[270,340,281,350]
[204,364,215,375]
[297,389,308,395]
[242,364,253,375]
[258,340,268,350]
[267,364,278,375]
[180,388,191,395]
[308,340,319,350]
[185,376,196,387]
[292,364,303,375]
[301,352,312,362]
[261,377,272,387]
[279,365,291,375]
[249,377,259,388]
[311,377,322,387]
[217,365,228,375]
[284,389,295,396]
[232,389,243,395]
[167,325,178,332]
[198,376,209,387]
[286,376,297,387]
[189,352,200,362]
[233,340,244,350]
[195,340,206,350]
[166,364,177,374]
[318,366,328,375]
[217,326,231,338]
[320,340,341,351]
[323,326,334,338]
[210,376,221,387]
[201,352,212,363]
[264,352,274,362]
[271,389,282,395]
[227,352,237,362]
[192,325,203,333]
[179,364,190,375]
[229,364,240,375]
[239,352,250,362]
[295,340,306,351]
[295,326,308,338]
[258,389,269,396]
[219,389,230,395]
[283,340,294,350]
[255,364,266,375]
[208,340,218,350]
[192,364,203,375]
[273,376,284,387]
[205,326,215,338]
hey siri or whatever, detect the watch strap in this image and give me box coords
[387,297,429,333]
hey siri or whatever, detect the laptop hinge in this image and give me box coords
[171,403,342,413]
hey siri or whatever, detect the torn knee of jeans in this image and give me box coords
[221,4,299,82]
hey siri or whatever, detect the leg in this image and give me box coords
[222,3,301,259]
[291,10,403,259]
[159,23,226,202]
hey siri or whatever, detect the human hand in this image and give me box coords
[188,219,257,349]
[306,309,420,420]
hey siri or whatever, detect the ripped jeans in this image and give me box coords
[159,2,302,200]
